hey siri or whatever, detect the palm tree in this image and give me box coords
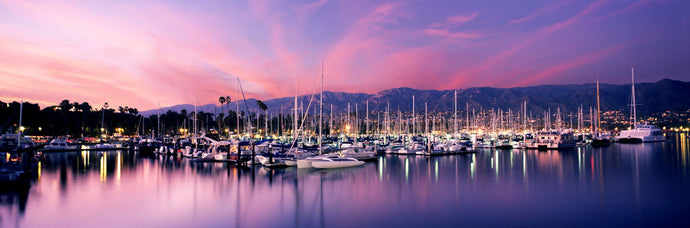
[129,108,138,115]
[218,96,226,135]
[59,99,73,112]
[78,102,91,112]
[59,99,73,135]
[257,100,268,136]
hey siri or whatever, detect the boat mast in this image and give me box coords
[366,100,369,136]
[194,104,197,137]
[454,90,457,137]
[631,68,637,128]
[466,103,469,133]
[425,102,428,135]
[294,84,298,140]
[412,95,415,135]
[237,79,240,136]
[523,100,527,139]
[319,59,323,155]
[237,78,252,144]
[596,79,602,132]
[347,103,350,136]
[386,102,389,144]
[355,103,359,142]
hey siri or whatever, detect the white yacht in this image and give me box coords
[615,124,665,143]
[296,153,340,169]
[614,68,665,143]
[43,139,79,151]
[311,156,364,169]
[339,147,377,161]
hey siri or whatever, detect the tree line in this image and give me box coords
[1,98,319,139]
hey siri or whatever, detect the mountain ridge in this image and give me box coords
[141,79,690,117]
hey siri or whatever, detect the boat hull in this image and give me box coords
[296,159,313,168]
[285,160,297,166]
[311,160,364,169]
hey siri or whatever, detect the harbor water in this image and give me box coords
[2,134,690,227]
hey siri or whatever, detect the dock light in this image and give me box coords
[38,127,42,132]
[20,126,25,132]
[345,125,351,132]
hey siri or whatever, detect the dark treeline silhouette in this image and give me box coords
[1,99,308,138]
[1,100,142,137]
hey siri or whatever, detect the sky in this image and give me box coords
[0,0,688,110]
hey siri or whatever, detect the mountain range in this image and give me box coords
[141,79,690,117]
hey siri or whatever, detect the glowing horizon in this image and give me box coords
[1,0,688,110]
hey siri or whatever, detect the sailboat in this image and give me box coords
[297,60,365,169]
[614,68,665,143]
[591,79,611,147]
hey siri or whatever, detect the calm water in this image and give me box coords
[2,134,690,228]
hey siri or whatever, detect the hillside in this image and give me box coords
[141,79,690,116]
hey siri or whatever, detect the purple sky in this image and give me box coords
[0,0,688,110]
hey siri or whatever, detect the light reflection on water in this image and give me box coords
[1,134,690,228]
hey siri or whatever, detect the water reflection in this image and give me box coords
[1,137,689,227]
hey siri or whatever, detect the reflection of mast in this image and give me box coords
[320,174,325,228]
[236,172,241,228]
[293,175,300,228]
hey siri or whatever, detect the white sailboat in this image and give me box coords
[614,68,665,143]
[296,60,367,169]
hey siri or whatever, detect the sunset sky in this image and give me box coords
[0,0,688,110]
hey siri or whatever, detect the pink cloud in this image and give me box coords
[292,0,329,19]
[511,1,573,24]
[424,28,483,39]
[431,12,480,28]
